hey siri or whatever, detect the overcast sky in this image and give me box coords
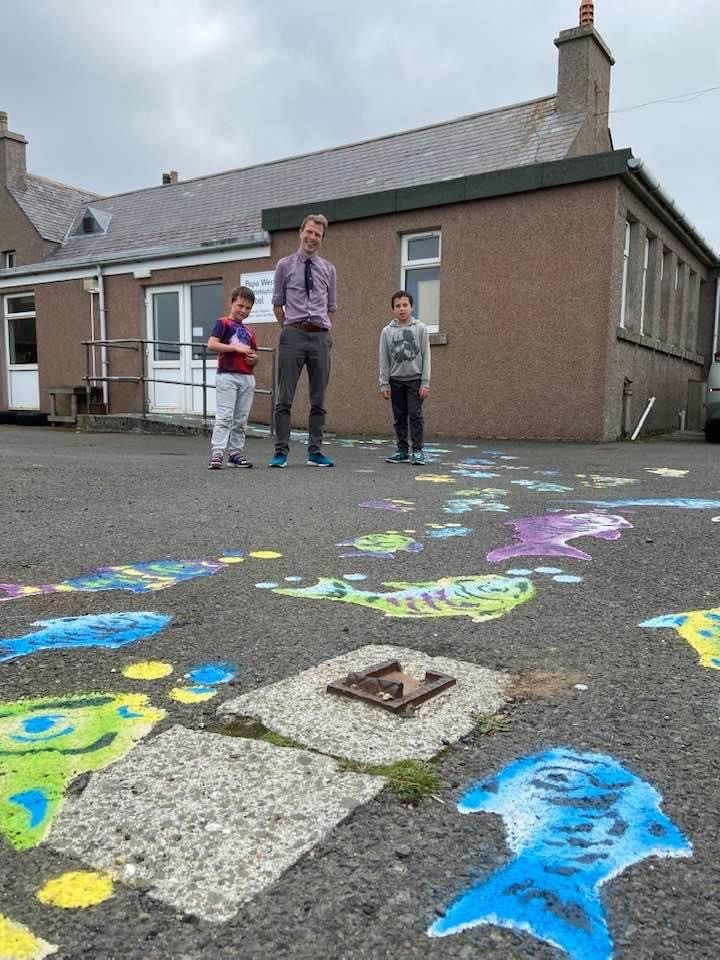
[2,0,719,248]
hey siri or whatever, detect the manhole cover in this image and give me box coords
[326,659,456,714]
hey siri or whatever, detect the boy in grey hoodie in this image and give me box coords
[379,290,431,464]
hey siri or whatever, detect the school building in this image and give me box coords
[1,2,718,441]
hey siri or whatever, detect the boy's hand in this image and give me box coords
[246,352,258,368]
[380,389,390,400]
[234,343,251,355]
[419,386,430,399]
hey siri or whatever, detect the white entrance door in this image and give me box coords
[3,293,39,409]
[145,282,223,415]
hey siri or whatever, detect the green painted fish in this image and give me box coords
[273,574,534,622]
[640,607,720,670]
[0,693,164,849]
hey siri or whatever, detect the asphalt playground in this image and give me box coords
[0,424,719,960]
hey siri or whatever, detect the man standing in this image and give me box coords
[269,214,336,468]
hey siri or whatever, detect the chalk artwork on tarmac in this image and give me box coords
[0,693,164,849]
[424,524,474,538]
[510,479,575,493]
[336,532,424,560]
[0,612,172,664]
[359,498,415,513]
[428,748,692,960]
[575,474,640,489]
[0,553,248,603]
[644,468,689,477]
[640,607,720,670]
[450,469,501,479]
[273,574,534,622]
[36,870,114,910]
[415,475,456,484]
[0,911,57,959]
[444,489,510,515]
[169,661,238,703]
[486,512,633,563]
[560,498,720,510]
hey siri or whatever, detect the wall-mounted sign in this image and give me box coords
[240,271,276,324]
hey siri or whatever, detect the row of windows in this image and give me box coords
[619,220,701,352]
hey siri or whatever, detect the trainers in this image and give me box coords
[385,451,410,463]
[411,451,426,465]
[208,450,224,470]
[228,452,252,468]
[268,453,288,468]
[307,452,334,467]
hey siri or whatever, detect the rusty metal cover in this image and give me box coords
[326,659,456,714]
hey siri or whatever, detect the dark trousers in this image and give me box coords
[390,377,424,453]
[274,324,332,455]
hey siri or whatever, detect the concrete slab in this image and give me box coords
[47,726,384,923]
[217,644,509,763]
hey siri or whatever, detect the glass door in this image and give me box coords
[4,293,39,409]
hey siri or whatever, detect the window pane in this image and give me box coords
[8,315,37,364]
[405,267,440,329]
[190,283,223,359]
[406,235,439,262]
[153,292,180,360]
[7,294,35,314]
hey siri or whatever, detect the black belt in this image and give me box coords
[294,321,327,333]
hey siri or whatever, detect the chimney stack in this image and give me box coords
[162,170,178,185]
[579,0,594,26]
[0,111,28,191]
[554,3,614,155]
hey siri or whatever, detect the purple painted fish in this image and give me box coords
[487,511,632,563]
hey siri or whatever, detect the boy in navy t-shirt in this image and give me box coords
[207,285,258,469]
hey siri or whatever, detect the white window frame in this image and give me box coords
[401,231,441,332]
[639,236,650,335]
[619,220,631,328]
[3,250,16,269]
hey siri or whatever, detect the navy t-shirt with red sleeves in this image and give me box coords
[211,316,257,375]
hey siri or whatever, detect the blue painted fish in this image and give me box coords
[336,532,423,560]
[273,574,534,622]
[0,553,245,603]
[487,512,632,563]
[0,612,172,663]
[560,498,720,509]
[429,748,691,959]
[640,607,720,670]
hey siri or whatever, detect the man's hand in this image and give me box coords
[380,388,390,400]
[419,386,430,399]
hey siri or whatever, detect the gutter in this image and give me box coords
[0,232,271,280]
[624,157,719,267]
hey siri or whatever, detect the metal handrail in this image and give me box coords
[81,337,276,432]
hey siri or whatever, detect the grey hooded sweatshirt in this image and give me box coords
[378,318,431,390]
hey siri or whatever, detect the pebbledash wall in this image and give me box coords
[1,167,717,441]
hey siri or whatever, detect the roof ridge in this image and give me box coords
[90,94,558,204]
[24,171,102,198]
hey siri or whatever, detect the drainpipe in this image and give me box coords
[713,276,720,356]
[621,377,633,439]
[95,265,108,408]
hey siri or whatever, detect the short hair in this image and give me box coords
[300,213,329,237]
[230,285,255,305]
[391,289,413,308]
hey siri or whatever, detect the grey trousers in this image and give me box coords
[274,324,332,456]
[211,373,255,452]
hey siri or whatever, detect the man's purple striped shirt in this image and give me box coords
[272,251,337,328]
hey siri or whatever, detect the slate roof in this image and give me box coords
[10,174,101,243]
[14,95,587,270]
[44,95,586,267]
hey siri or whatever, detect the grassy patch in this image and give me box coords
[259,730,301,749]
[337,757,440,803]
[206,717,301,749]
[473,712,512,736]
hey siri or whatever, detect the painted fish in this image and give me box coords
[640,607,720,670]
[510,479,574,493]
[273,574,534,622]
[429,748,691,960]
[0,693,164,849]
[0,612,171,663]
[336,532,423,560]
[487,511,633,563]
[358,499,415,513]
[0,553,245,603]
